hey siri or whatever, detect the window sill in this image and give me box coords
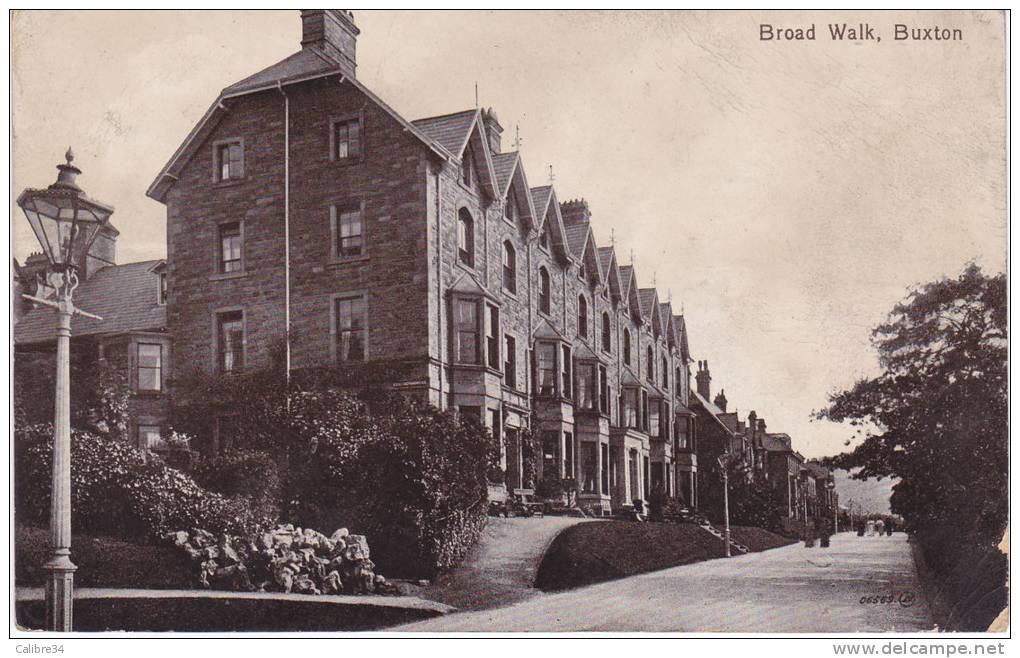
[208,271,248,282]
[501,288,518,301]
[327,254,370,267]
[133,391,164,399]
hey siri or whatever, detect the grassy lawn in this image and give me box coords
[534,521,796,591]
[15,525,194,590]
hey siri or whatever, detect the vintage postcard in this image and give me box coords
[9,9,1009,641]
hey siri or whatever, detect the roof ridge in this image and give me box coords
[411,108,478,124]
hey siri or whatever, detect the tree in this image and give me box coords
[818,264,1006,630]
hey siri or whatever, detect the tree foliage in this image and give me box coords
[818,264,1006,630]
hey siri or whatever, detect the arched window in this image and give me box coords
[601,313,611,352]
[577,295,588,338]
[675,367,682,395]
[623,329,632,365]
[662,355,669,388]
[502,241,516,293]
[457,208,474,267]
[539,267,551,315]
[539,221,550,250]
[646,346,654,381]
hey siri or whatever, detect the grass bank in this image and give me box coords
[15,525,194,589]
[534,522,795,592]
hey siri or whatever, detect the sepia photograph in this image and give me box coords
[8,8,1009,641]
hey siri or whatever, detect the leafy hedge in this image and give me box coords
[192,450,282,519]
[284,392,496,578]
[15,424,273,541]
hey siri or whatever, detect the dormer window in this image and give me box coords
[462,148,474,187]
[539,221,550,250]
[662,355,669,388]
[623,328,632,365]
[504,186,518,222]
[458,208,475,267]
[646,346,654,381]
[578,261,586,282]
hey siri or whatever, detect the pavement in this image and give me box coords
[394,531,936,632]
[416,515,591,611]
[16,586,455,613]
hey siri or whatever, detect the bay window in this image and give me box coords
[455,298,480,364]
[576,362,596,410]
[537,342,557,396]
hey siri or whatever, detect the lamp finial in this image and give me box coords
[65,147,74,165]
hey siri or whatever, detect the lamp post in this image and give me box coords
[17,149,112,632]
[828,481,837,533]
[716,453,732,558]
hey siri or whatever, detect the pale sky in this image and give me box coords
[11,10,1007,462]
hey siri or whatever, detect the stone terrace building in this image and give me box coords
[147,10,696,514]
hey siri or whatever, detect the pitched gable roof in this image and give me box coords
[618,265,643,322]
[638,288,661,335]
[691,390,735,437]
[496,153,537,230]
[597,247,623,301]
[490,151,519,196]
[15,260,167,346]
[531,186,571,263]
[763,433,793,452]
[659,303,676,347]
[148,48,450,203]
[563,223,589,258]
[673,314,691,361]
[411,109,478,158]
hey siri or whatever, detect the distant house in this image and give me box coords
[14,226,170,451]
[761,432,807,522]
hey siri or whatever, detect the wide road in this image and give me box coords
[395,531,935,632]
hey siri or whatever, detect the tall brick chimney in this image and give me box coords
[482,108,503,154]
[301,10,359,76]
[713,389,727,413]
[85,223,118,279]
[696,360,711,400]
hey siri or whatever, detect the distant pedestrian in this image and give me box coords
[875,519,885,536]
[886,521,894,536]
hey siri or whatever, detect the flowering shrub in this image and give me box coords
[14,424,273,541]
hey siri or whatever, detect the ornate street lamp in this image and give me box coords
[17,149,112,632]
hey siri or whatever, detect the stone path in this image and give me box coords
[396,532,935,632]
[415,515,591,611]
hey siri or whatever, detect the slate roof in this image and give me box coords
[222,48,341,97]
[149,47,450,202]
[638,288,658,317]
[691,390,734,436]
[563,224,589,258]
[619,265,635,294]
[762,433,793,452]
[530,186,553,218]
[490,152,519,196]
[15,260,167,346]
[411,109,478,157]
[597,247,616,273]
